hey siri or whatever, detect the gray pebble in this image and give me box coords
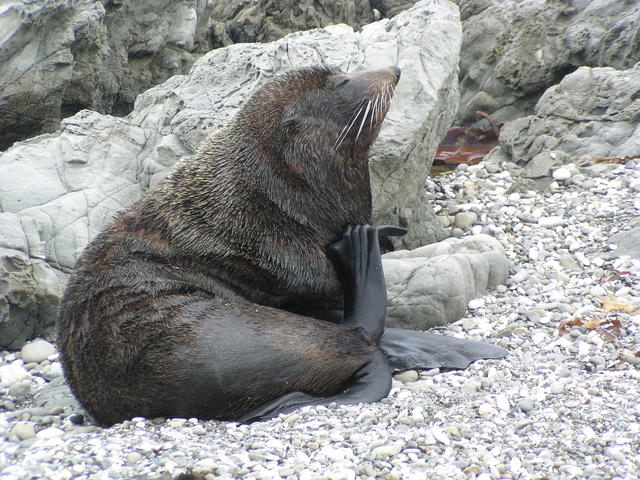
[394,370,419,383]
[461,380,482,395]
[511,270,529,283]
[10,422,36,441]
[518,399,536,414]
[8,381,32,398]
[451,227,465,238]
[454,211,478,229]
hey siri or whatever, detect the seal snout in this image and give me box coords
[390,66,401,81]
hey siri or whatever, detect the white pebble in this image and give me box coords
[371,443,402,459]
[0,361,29,387]
[549,381,565,394]
[510,457,522,475]
[538,216,564,227]
[495,395,510,412]
[582,426,597,440]
[478,403,496,417]
[21,340,56,364]
[605,446,625,463]
[552,167,572,181]
[192,458,218,473]
[36,427,65,439]
[394,370,419,383]
[431,427,451,446]
[468,297,485,309]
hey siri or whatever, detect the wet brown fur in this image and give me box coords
[57,66,398,425]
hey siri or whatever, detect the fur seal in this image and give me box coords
[57,65,507,425]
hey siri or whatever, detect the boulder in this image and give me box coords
[383,234,509,329]
[0,0,460,348]
[501,65,640,170]
[454,0,640,125]
[208,0,376,47]
[0,0,386,151]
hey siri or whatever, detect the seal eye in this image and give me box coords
[332,77,349,89]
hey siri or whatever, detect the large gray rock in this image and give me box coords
[454,0,640,125]
[0,0,206,150]
[608,217,640,261]
[0,0,386,151]
[501,65,640,173]
[383,234,509,329]
[208,0,375,47]
[0,0,460,348]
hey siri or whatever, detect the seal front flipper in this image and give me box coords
[328,224,406,342]
[380,327,508,373]
[238,348,391,423]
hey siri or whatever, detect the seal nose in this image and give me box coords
[391,66,401,81]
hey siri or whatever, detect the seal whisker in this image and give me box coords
[335,104,364,149]
[355,100,372,143]
[370,93,380,131]
[381,85,389,116]
[378,88,386,120]
[335,101,367,149]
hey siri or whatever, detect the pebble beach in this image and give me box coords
[1,156,639,480]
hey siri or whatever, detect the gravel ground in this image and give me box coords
[1,157,639,480]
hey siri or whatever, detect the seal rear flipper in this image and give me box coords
[238,349,391,423]
[380,327,508,373]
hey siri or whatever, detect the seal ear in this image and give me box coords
[281,109,302,133]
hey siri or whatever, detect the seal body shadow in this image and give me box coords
[57,66,506,425]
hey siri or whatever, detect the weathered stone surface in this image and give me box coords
[454,0,640,125]
[0,246,64,350]
[608,218,640,261]
[382,234,509,329]
[372,0,420,18]
[208,0,376,47]
[0,0,460,348]
[501,65,640,169]
[35,376,82,415]
[0,0,388,151]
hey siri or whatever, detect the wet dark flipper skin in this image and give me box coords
[239,224,407,423]
[380,327,509,373]
[238,349,391,423]
[329,224,507,374]
[328,224,406,343]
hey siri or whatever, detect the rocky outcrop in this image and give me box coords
[383,234,509,330]
[0,0,202,151]
[454,0,640,126]
[208,0,376,47]
[0,0,460,348]
[0,0,394,152]
[500,65,640,189]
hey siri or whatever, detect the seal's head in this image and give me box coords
[234,65,400,158]
[227,65,400,234]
